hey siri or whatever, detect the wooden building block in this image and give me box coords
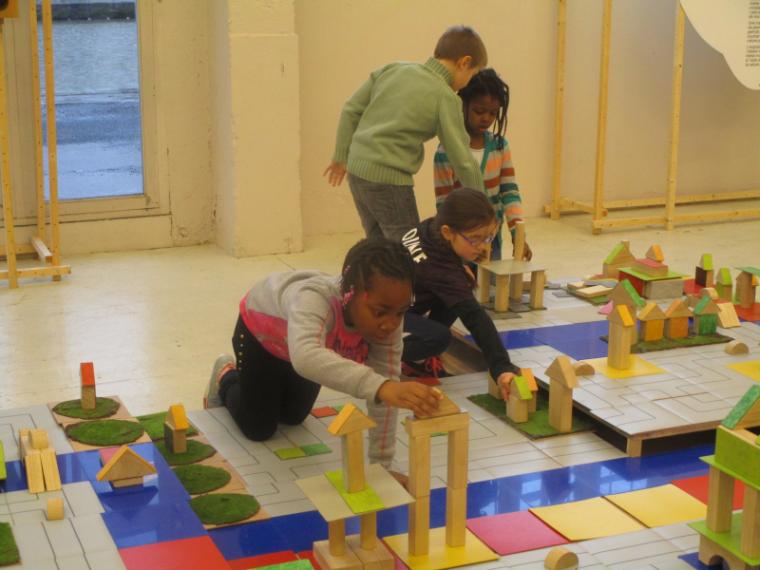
[548,382,573,433]
[314,538,361,570]
[25,449,45,493]
[164,422,187,454]
[329,519,347,556]
[634,257,668,277]
[447,427,469,490]
[706,465,734,533]
[405,412,469,438]
[643,278,685,299]
[342,431,366,493]
[445,486,467,547]
[80,362,96,410]
[724,340,749,355]
[422,388,460,418]
[487,374,503,400]
[46,498,64,521]
[97,445,156,487]
[741,486,760,558]
[478,266,491,304]
[507,391,530,423]
[530,270,546,310]
[407,435,431,498]
[717,303,741,329]
[29,429,49,450]
[494,274,510,312]
[573,361,595,376]
[646,245,664,262]
[359,512,377,550]
[40,447,61,491]
[328,404,376,436]
[347,534,394,570]
[408,495,430,556]
[0,0,19,19]
[544,546,579,570]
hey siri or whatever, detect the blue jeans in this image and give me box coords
[347,173,420,242]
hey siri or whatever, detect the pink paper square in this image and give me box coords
[466,510,568,555]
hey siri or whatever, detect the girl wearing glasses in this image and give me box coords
[433,68,531,262]
[401,188,521,398]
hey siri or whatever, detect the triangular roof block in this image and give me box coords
[609,280,645,308]
[604,241,635,265]
[717,268,732,285]
[694,295,719,315]
[545,356,579,388]
[737,266,760,278]
[722,385,760,429]
[665,298,691,319]
[96,446,156,482]
[638,302,666,321]
[646,245,664,262]
[80,362,95,387]
[167,404,189,430]
[511,376,532,400]
[699,254,713,270]
[520,368,538,391]
[327,403,377,436]
[608,304,635,327]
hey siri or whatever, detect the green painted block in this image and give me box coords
[0,442,5,480]
[737,266,760,278]
[697,314,717,335]
[275,447,307,460]
[621,267,686,284]
[325,470,384,514]
[690,513,760,566]
[718,267,732,284]
[257,559,314,570]
[0,522,20,566]
[722,385,760,429]
[300,443,331,457]
[702,254,714,271]
[513,376,532,400]
[604,243,624,264]
[715,428,760,488]
[620,279,646,307]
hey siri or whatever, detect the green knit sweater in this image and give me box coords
[332,58,483,189]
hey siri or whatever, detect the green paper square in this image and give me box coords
[275,447,307,460]
[258,559,314,570]
[300,443,331,456]
[325,470,384,513]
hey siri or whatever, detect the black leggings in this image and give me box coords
[220,316,322,441]
[402,303,456,362]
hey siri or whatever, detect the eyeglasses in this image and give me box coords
[457,231,496,247]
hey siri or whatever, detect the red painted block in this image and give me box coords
[310,407,338,419]
[618,271,645,296]
[682,278,699,295]
[228,550,298,569]
[672,474,745,510]
[466,510,568,555]
[120,536,228,570]
[80,362,95,386]
[735,302,760,322]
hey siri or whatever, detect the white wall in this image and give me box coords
[297,0,760,237]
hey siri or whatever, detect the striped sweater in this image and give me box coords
[434,132,523,251]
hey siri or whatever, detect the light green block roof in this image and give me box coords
[700,254,713,270]
[717,268,732,284]
[514,376,532,400]
[621,279,646,307]
[604,243,625,264]
[737,266,760,278]
[722,384,760,429]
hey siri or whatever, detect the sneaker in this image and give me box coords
[204,354,235,409]
[401,356,451,379]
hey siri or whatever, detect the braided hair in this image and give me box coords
[458,68,510,148]
[340,238,415,296]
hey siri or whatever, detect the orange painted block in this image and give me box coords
[80,362,95,387]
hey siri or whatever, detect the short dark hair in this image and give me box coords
[435,188,495,233]
[459,68,510,148]
[340,238,415,295]
[434,25,487,68]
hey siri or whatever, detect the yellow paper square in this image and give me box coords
[728,360,760,382]
[383,527,497,570]
[605,484,707,527]
[530,497,644,540]
[584,356,665,379]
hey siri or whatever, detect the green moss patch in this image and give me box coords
[600,333,733,353]
[65,419,144,446]
[0,523,20,566]
[467,392,594,438]
[155,439,216,465]
[136,411,199,441]
[190,493,260,525]
[173,464,231,495]
[53,397,120,419]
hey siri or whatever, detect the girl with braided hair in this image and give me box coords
[204,237,440,469]
[433,68,531,261]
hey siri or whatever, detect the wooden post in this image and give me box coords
[591,0,612,234]
[0,21,19,288]
[494,274,510,312]
[665,2,686,231]
[328,519,346,556]
[42,0,61,279]
[705,465,734,533]
[549,0,567,220]
[478,266,491,304]
[359,512,377,550]
[29,0,45,241]
[509,221,526,301]
[741,485,760,558]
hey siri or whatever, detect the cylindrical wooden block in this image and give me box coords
[544,546,578,570]
[328,519,346,556]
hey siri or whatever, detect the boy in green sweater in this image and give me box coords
[324,25,487,241]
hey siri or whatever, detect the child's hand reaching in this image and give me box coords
[323,161,347,186]
[377,380,441,417]
[522,242,533,261]
[497,371,517,400]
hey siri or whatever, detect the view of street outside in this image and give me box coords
[40,0,142,200]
